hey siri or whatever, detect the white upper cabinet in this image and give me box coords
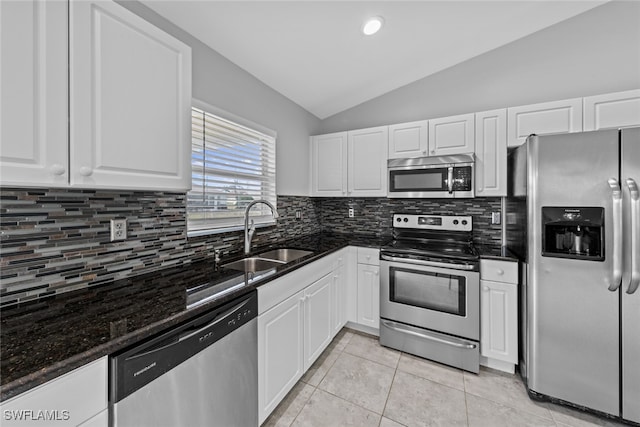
[583,89,640,131]
[388,120,428,159]
[348,126,388,196]
[310,132,348,196]
[70,0,192,191]
[428,113,475,156]
[0,0,68,187]
[507,98,582,147]
[1,0,191,191]
[311,126,387,197]
[475,109,507,197]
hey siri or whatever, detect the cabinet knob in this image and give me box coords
[483,286,490,291]
[478,188,483,192]
[422,150,427,155]
[79,167,93,177]
[374,271,379,276]
[49,164,66,176]
[366,255,371,260]
[430,150,436,154]
[496,269,504,275]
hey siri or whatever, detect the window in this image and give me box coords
[188,104,276,235]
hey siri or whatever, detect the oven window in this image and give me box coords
[389,267,466,316]
[389,169,446,191]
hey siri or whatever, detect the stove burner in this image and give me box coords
[381,214,479,266]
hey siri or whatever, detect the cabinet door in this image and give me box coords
[0,0,68,187]
[0,357,107,427]
[304,274,333,370]
[348,126,388,196]
[70,0,192,191]
[357,264,380,329]
[475,109,507,197]
[583,89,640,131]
[507,98,582,147]
[428,113,475,156]
[388,120,428,159]
[331,255,347,336]
[480,280,517,364]
[311,132,348,196]
[258,291,304,425]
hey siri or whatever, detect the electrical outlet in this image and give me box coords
[348,208,354,218]
[491,212,501,225]
[110,219,127,241]
[295,210,302,220]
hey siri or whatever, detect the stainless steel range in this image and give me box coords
[379,214,480,373]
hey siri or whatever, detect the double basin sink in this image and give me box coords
[222,248,313,273]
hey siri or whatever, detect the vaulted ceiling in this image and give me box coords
[141,1,606,119]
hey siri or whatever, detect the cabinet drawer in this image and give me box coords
[357,247,380,266]
[480,259,517,284]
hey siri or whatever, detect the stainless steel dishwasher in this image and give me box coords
[110,290,258,427]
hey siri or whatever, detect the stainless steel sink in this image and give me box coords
[222,257,285,272]
[221,249,313,273]
[256,248,313,263]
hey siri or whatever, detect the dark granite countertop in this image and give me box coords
[0,232,389,401]
[476,244,519,262]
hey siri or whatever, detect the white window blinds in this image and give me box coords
[188,107,276,234]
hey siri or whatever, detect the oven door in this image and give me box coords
[380,256,479,341]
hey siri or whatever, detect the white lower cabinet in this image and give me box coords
[304,274,334,370]
[356,264,380,330]
[258,250,347,424]
[258,289,305,424]
[355,247,380,332]
[331,254,348,336]
[0,357,108,427]
[480,259,518,374]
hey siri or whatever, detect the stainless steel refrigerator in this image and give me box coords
[507,128,639,424]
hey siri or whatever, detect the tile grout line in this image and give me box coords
[287,330,355,427]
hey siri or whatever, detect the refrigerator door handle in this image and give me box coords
[626,178,639,294]
[608,178,623,292]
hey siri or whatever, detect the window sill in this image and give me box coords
[187,220,277,239]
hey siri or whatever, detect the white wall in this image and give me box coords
[319,1,640,133]
[117,1,320,196]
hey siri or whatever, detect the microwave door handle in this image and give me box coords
[626,178,639,294]
[608,178,623,292]
[447,167,454,194]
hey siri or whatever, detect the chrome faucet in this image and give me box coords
[244,199,279,255]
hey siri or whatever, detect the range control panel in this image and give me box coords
[392,214,472,231]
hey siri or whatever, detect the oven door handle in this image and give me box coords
[381,320,477,350]
[380,254,476,271]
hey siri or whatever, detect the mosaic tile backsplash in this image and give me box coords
[0,190,319,306]
[0,189,500,305]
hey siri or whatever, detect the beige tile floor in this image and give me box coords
[263,329,630,427]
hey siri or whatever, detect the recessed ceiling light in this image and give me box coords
[362,16,384,36]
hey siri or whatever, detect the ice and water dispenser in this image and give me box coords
[541,207,604,261]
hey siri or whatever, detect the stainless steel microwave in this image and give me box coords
[387,154,475,198]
